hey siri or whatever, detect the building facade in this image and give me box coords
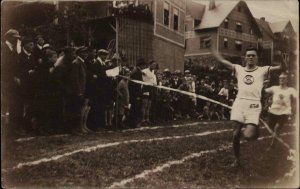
[185,0,262,69]
[2,0,186,71]
[153,0,186,71]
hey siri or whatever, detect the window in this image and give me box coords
[235,40,242,51]
[224,38,228,49]
[200,36,211,49]
[236,22,242,32]
[224,19,228,29]
[194,19,201,28]
[163,2,170,27]
[173,8,179,31]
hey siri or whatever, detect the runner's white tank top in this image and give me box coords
[234,64,270,101]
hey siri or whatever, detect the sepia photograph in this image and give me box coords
[1,0,299,188]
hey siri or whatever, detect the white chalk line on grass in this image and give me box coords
[119,121,222,132]
[108,132,294,188]
[14,121,224,143]
[15,134,69,142]
[8,129,232,171]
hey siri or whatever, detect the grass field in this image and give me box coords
[2,121,298,188]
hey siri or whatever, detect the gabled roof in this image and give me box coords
[255,18,274,39]
[194,0,239,29]
[269,21,290,33]
[192,0,262,37]
[186,0,206,20]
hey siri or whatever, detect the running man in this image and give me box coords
[212,47,283,167]
[265,72,297,150]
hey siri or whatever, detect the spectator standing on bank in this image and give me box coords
[141,60,157,124]
[128,58,146,128]
[65,46,89,135]
[115,67,131,129]
[34,49,64,134]
[32,35,45,64]
[52,47,76,133]
[1,29,22,135]
[18,37,37,133]
[89,49,109,131]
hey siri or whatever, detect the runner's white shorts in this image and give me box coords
[230,98,262,125]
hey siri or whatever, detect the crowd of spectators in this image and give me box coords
[2,29,239,137]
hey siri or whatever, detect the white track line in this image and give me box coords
[108,132,294,188]
[14,121,223,142]
[15,134,69,142]
[8,129,232,171]
[119,121,222,132]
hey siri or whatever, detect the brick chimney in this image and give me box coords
[209,0,216,10]
[260,17,265,21]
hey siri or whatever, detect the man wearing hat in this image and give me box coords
[64,46,89,135]
[2,29,22,135]
[88,49,110,131]
[33,35,45,64]
[128,58,147,128]
[18,36,38,132]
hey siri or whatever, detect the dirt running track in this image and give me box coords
[1,121,298,188]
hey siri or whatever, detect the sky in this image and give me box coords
[246,0,298,31]
[196,0,299,33]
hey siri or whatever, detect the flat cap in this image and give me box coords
[98,49,109,54]
[5,29,21,39]
[163,68,170,72]
[75,46,88,54]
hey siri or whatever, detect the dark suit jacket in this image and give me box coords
[129,67,143,101]
[68,57,87,96]
[18,50,37,97]
[90,58,109,97]
[32,46,44,61]
[1,42,19,93]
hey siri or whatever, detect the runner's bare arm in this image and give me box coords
[212,47,234,70]
[269,51,285,72]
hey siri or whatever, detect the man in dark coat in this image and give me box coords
[88,49,109,131]
[128,58,147,128]
[17,37,37,132]
[65,46,89,135]
[1,29,21,135]
[32,35,45,64]
[52,47,76,133]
